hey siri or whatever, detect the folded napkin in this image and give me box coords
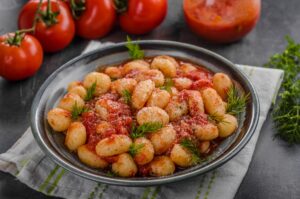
[0,41,284,199]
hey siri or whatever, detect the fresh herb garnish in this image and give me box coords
[71,102,89,120]
[180,138,201,165]
[122,89,132,104]
[130,122,163,139]
[160,78,174,93]
[126,36,144,60]
[265,36,300,144]
[129,143,145,157]
[226,86,249,115]
[84,82,97,101]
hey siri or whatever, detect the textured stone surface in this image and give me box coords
[0,0,299,198]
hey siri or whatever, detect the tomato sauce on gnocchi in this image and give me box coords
[47,55,239,177]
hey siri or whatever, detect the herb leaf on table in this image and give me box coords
[265,36,300,144]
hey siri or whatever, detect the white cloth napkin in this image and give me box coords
[0,41,284,199]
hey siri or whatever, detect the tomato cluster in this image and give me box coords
[0,0,167,81]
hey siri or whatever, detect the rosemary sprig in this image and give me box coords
[84,82,97,101]
[71,102,89,120]
[130,122,163,139]
[226,86,249,115]
[180,138,201,165]
[265,36,300,144]
[160,78,174,93]
[122,89,132,104]
[129,143,145,157]
[126,36,144,60]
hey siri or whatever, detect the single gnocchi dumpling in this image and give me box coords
[217,114,238,138]
[213,73,233,100]
[170,144,193,167]
[187,90,204,116]
[149,125,176,155]
[179,63,197,74]
[95,134,132,157]
[132,80,155,109]
[151,55,178,77]
[132,137,154,165]
[104,66,123,79]
[147,88,171,109]
[68,85,87,99]
[58,93,85,112]
[135,69,165,87]
[122,60,150,75]
[111,78,137,95]
[67,81,82,91]
[65,122,87,151]
[173,77,193,91]
[149,156,175,176]
[136,107,169,125]
[192,123,219,141]
[112,153,137,177]
[199,141,210,154]
[78,145,108,169]
[83,72,111,96]
[165,96,188,121]
[95,99,110,120]
[201,87,226,116]
[47,108,72,132]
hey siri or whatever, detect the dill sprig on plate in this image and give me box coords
[160,78,174,93]
[180,138,202,165]
[121,89,132,104]
[71,102,89,120]
[129,143,145,157]
[226,85,249,116]
[265,36,300,144]
[130,122,163,139]
[126,36,144,60]
[84,81,97,101]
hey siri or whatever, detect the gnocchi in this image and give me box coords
[95,134,132,157]
[65,122,87,151]
[47,55,245,178]
[83,72,111,96]
[147,88,171,108]
[132,80,155,109]
[137,107,169,125]
[78,145,108,169]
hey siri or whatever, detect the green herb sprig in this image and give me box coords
[180,138,201,165]
[130,122,163,139]
[84,82,97,101]
[126,36,144,60]
[160,78,174,93]
[265,36,300,144]
[71,102,89,120]
[226,86,249,115]
[107,170,119,177]
[129,143,145,157]
[122,89,132,104]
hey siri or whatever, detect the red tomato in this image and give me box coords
[72,0,116,39]
[18,0,75,52]
[183,0,261,43]
[119,0,167,35]
[0,33,43,81]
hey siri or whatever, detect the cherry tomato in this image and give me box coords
[183,0,261,43]
[18,0,75,52]
[0,33,43,81]
[119,0,167,35]
[70,0,116,39]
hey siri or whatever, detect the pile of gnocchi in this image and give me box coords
[47,55,240,177]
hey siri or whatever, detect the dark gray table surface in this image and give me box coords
[0,0,300,198]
